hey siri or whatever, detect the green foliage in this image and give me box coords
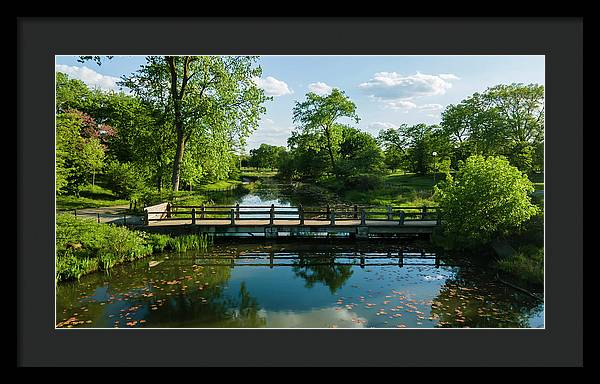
[337,127,385,179]
[440,83,544,174]
[248,143,287,170]
[292,89,359,173]
[495,245,544,285]
[104,160,148,201]
[56,214,153,282]
[166,234,213,252]
[56,214,213,282]
[434,155,540,247]
[55,110,107,195]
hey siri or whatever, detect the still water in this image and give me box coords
[56,190,544,328]
[56,240,544,329]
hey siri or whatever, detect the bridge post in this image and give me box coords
[387,206,393,220]
[330,210,336,226]
[299,204,304,225]
[270,204,275,225]
[97,213,100,223]
[398,211,405,225]
[166,203,171,218]
[235,203,240,219]
[326,204,330,219]
[435,254,440,268]
[230,209,235,225]
[360,255,365,268]
[398,251,404,267]
[200,204,205,219]
[360,209,366,225]
[421,205,427,220]
[353,204,358,219]
[144,210,149,226]
[191,208,196,225]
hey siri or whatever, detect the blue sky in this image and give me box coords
[55,55,545,151]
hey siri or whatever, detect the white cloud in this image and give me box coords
[253,76,292,97]
[308,82,333,96]
[368,122,399,131]
[417,103,444,112]
[55,64,122,92]
[359,71,458,101]
[246,123,294,149]
[385,99,417,110]
[438,73,460,80]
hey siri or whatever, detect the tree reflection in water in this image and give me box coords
[292,251,354,294]
[429,267,542,328]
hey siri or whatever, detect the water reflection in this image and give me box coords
[56,241,543,329]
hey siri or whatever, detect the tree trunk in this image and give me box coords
[171,129,185,191]
[324,125,336,173]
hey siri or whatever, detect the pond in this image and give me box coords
[56,239,544,328]
[56,187,544,329]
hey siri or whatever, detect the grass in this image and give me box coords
[495,244,544,286]
[56,184,129,211]
[338,172,439,207]
[56,214,213,283]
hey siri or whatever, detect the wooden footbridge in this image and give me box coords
[143,203,441,238]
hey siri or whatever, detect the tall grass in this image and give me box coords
[495,245,544,286]
[56,214,213,283]
[167,234,213,252]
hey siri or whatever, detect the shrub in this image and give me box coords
[342,173,383,191]
[434,155,540,248]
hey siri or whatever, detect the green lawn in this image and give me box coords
[56,185,129,211]
[342,172,439,207]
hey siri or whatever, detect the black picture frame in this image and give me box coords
[18,17,583,367]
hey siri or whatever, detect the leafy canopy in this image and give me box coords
[434,155,540,246]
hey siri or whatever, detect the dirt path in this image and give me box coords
[68,205,144,226]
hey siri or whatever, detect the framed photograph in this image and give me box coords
[18,17,583,367]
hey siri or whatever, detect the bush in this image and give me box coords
[434,155,540,248]
[342,173,383,190]
[105,160,148,201]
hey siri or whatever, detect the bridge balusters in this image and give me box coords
[230,209,235,225]
[191,208,196,225]
[330,210,336,226]
[398,211,405,225]
[353,204,358,219]
[235,203,240,219]
[201,204,205,219]
[387,206,393,220]
[299,204,304,225]
[270,204,274,225]
[360,209,366,225]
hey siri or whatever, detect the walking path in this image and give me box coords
[66,205,144,226]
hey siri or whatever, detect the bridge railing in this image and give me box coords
[145,203,441,226]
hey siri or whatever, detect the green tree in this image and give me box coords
[55,110,107,196]
[124,56,269,191]
[337,126,385,178]
[292,89,359,174]
[249,144,286,170]
[433,155,540,247]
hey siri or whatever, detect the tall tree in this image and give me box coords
[123,56,268,191]
[292,89,359,174]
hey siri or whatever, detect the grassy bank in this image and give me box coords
[56,214,212,283]
[56,184,129,211]
[495,244,544,286]
[313,172,438,207]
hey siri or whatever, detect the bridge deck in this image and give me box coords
[147,219,436,227]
